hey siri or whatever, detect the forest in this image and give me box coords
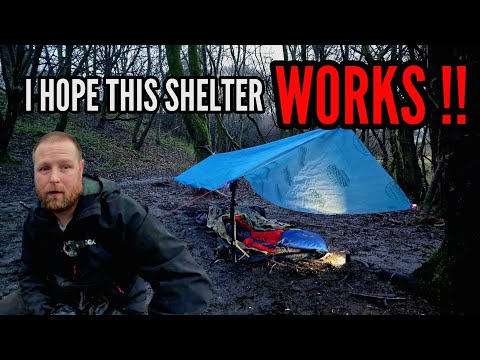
[0,44,478,315]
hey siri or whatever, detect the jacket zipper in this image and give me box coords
[115,283,124,294]
[73,263,77,280]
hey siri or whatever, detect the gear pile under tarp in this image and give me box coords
[206,205,328,263]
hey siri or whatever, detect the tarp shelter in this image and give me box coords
[175,127,411,215]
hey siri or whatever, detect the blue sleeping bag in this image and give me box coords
[278,229,328,252]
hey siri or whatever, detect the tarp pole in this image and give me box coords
[229,180,238,263]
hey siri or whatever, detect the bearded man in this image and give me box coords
[0,131,212,315]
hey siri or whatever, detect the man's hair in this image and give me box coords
[32,131,83,161]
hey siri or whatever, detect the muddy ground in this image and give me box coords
[0,150,444,316]
[0,115,446,316]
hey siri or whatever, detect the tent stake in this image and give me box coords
[229,180,238,263]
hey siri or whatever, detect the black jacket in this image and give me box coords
[19,175,212,315]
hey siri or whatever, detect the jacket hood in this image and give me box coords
[83,174,121,197]
[77,175,121,220]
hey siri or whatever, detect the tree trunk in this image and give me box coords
[387,128,424,202]
[132,45,153,150]
[97,45,114,129]
[421,115,447,213]
[0,112,16,161]
[413,44,480,315]
[133,113,156,150]
[155,114,162,145]
[397,127,424,202]
[165,45,211,163]
[55,45,73,132]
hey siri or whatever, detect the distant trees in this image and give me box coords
[0,44,281,159]
[0,44,471,221]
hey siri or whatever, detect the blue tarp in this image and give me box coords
[175,128,411,215]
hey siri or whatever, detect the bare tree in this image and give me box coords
[0,45,43,160]
[132,45,158,151]
[54,44,73,132]
[165,45,211,163]
[409,44,480,315]
[96,45,133,129]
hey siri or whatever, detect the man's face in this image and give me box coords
[33,139,85,214]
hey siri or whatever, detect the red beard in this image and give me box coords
[38,181,83,212]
